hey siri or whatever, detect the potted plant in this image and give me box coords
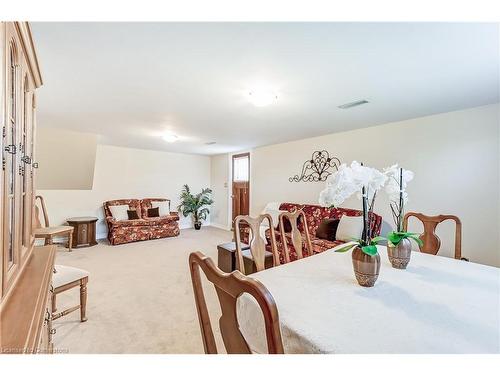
[383,165,423,269]
[319,161,387,287]
[178,184,214,230]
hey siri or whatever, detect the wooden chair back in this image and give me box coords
[403,212,462,259]
[234,214,279,274]
[189,251,284,354]
[278,209,313,263]
[34,195,50,229]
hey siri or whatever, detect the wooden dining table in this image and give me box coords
[236,246,500,354]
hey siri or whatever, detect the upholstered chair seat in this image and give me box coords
[52,265,89,289]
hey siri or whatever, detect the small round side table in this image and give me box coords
[66,217,98,248]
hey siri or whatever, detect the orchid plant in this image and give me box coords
[384,165,423,247]
[319,161,387,256]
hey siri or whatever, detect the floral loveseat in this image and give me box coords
[243,202,382,264]
[103,198,180,245]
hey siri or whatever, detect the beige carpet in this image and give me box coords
[52,226,232,354]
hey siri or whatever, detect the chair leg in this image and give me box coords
[52,293,57,313]
[68,232,73,252]
[80,277,88,322]
[47,235,53,245]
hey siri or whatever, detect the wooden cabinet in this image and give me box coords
[0,22,52,354]
[67,217,98,248]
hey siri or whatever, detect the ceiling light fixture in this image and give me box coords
[338,100,369,109]
[247,83,278,107]
[162,133,179,143]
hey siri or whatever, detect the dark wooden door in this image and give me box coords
[232,153,250,224]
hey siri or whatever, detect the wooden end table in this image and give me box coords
[66,217,98,248]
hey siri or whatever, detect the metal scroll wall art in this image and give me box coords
[289,150,341,182]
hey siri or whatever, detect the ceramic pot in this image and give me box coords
[351,247,381,287]
[194,221,202,230]
[387,238,411,269]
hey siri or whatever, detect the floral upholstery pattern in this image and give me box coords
[104,198,180,245]
[239,202,382,265]
[143,212,180,226]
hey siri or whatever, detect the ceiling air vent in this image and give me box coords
[338,100,369,109]
[205,141,217,145]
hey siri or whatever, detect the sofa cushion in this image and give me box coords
[109,205,130,221]
[316,218,340,241]
[298,204,333,235]
[108,219,149,228]
[336,215,364,242]
[311,238,345,253]
[152,200,170,216]
[143,212,180,226]
[104,199,142,218]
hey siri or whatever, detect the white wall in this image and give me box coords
[212,104,500,267]
[37,128,97,189]
[209,154,230,229]
[37,144,211,239]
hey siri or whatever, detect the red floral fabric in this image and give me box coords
[149,222,180,240]
[237,202,382,264]
[271,203,382,264]
[143,212,180,225]
[103,198,180,245]
[108,225,151,245]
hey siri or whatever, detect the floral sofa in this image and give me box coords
[103,198,180,245]
[243,202,382,264]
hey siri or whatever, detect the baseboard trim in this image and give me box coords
[210,223,232,231]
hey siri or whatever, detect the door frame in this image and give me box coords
[231,152,250,224]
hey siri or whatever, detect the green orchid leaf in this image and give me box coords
[333,241,359,253]
[361,245,378,256]
[387,232,403,245]
[334,244,357,253]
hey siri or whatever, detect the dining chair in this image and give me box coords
[278,209,313,263]
[403,212,466,260]
[34,195,74,251]
[189,251,284,354]
[52,265,89,322]
[234,214,279,275]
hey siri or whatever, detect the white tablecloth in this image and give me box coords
[237,246,500,353]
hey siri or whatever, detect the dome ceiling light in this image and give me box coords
[162,133,179,143]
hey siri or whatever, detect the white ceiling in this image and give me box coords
[31,22,499,155]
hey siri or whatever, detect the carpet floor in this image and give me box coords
[52,226,232,354]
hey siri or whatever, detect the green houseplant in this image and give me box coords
[178,184,214,230]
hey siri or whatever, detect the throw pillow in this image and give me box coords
[127,209,139,220]
[335,215,364,242]
[109,205,129,221]
[316,218,340,240]
[148,207,160,217]
[151,201,170,216]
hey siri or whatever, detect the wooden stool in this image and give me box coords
[217,242,250,273]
